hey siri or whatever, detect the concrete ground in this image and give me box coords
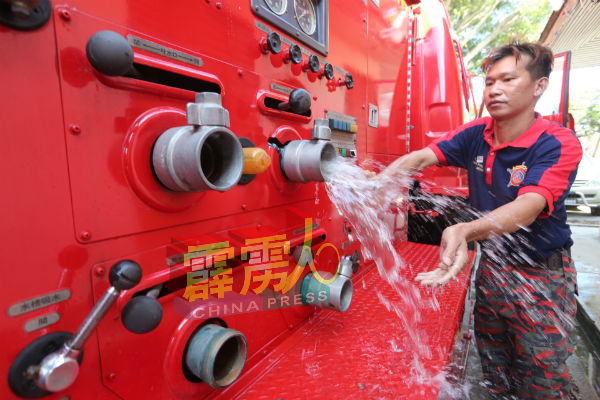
[569,206,600,326]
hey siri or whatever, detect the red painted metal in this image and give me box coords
[217,243,474,400]
[1,0,472,399]
[409,0,470,197]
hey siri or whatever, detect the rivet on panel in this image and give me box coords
[69,124,81,135]
[94,266,105,277]
[238,69,243,77]
[106,372,116,381]
[58,8,71,20]
[241,203,247,210]
[79,230,91,241]
[215,1,222,9]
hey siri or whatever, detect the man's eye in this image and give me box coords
[504,77,514,82]
[485,81,493,86]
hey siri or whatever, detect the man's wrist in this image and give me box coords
[457,221,480,243]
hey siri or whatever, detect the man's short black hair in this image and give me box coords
[481,42,554,79]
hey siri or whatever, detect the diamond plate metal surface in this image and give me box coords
[214,242,473,400]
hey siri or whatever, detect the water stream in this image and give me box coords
[322,156,581,398]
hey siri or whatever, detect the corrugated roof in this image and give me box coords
[540,0,600,68]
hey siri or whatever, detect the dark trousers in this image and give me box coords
[474,249,578,399]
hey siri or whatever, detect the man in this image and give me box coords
[381,43,582,399]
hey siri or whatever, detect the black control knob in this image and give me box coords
[260,32,281,55]
[277,88,311,114]
[86,30,134,76]
[322,63,334,80]
[121,296,163,334]
[308,55,320,73]
[345,73,354,89]
[285,44,303,64]
[109,260,142,291]
[303,54,320,73]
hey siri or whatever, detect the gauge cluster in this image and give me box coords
[252,0,328,55]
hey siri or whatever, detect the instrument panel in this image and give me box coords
[252,0,329,55]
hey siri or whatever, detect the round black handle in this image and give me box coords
[345,73,354,89]
[288,44,302,64]
[86,30,134,76]
[323,63,334,80]
[288,88,311,114]
[121,296,163,334]
[109,260,142,291]
[266,32,281,54]
[308,55,320,73]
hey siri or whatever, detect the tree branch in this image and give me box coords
[459,0,501,44]
[463,11,519,68]
[454,0,499,32]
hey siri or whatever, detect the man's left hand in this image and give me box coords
[415,223,470,286]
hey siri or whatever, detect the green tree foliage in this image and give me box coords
[570,91,600,155]
[446,0,554,72]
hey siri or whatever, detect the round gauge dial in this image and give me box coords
[294,0,317,35]
[264,0,287,15]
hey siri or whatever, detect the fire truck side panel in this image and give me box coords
[365,0,410,156]
[410,0,468,194]
[0,18,119,399]
[1,1,473,399]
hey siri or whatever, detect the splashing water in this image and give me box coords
[324,157,437,376]
[322,156,578,398]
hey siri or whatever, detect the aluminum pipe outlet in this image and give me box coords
[280,140,337,183]
[152,125,244,192]
[300,271,353,313]
[184,324,248,389]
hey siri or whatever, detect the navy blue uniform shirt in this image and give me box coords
[428,115,582,261]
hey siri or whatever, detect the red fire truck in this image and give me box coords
[1,0,504,398]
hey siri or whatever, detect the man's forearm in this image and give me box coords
[458,192,547,242]
[381,147,439,178]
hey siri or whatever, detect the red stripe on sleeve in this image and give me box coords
[518,185,554,217]
[537,127,582,210]
[427,143,447,165]
[426,117,491,166]
[431,117,491,146]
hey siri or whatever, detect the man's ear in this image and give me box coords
[534,76,549,97]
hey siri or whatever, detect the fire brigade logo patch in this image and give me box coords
[507,164,527,187]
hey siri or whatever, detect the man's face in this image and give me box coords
[483,55,547,120]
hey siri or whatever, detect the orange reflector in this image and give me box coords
[243,147,271,174]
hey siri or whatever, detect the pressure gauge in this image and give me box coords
[294,0,317,35]
[264,0,287,15]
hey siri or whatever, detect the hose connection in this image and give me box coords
[300,255,355,313]
[152,93,244,192]
[184,324,248,389]
[279,119,338,183]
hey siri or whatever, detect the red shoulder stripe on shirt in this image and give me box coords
[537,124,582,207]
[518,185,554,217]
[426,117,491,165]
